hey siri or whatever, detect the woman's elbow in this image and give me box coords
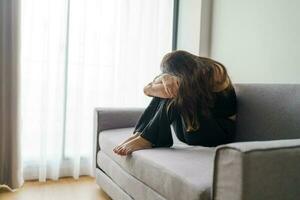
[143,86,151,96]
[143,88,148,96]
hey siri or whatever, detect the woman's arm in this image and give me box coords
[143,82,171,98]
[143,74,180,98]
[152,73,167,84]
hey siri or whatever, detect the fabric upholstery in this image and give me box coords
[98,128,215,200]
[94,84,300,200]
[97,151,165,200]
[94,107,144,133]
[93,108,144,168]
[213,139,300,200]
[234,84,300,141]
[96,168,133,200]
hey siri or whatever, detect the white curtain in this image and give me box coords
[20,0,173,181]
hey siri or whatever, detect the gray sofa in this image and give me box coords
[94,84,300,200]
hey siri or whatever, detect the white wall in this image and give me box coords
[211,0,300,83]
[176,0,202,55]
[177,0,212,56]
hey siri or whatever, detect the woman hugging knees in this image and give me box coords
[113,50,237,156]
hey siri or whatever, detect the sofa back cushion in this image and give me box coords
[234,84,300,142]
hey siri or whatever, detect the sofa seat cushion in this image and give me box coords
[97,151,166,200]
[98,128,215,200]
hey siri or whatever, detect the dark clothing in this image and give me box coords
[211,86,237,117]
[134,87,237,147]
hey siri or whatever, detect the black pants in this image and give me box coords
[134,97,235,147]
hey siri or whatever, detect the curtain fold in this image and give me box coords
[21,0,173,181]
[0,0,23,189]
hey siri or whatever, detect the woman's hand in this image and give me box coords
[143,74,180,98]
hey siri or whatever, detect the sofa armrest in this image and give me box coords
[93,107,144,170]
[212,139,300,200]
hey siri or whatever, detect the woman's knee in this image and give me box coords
[149,97,163,106]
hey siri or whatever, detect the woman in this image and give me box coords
[113,50,237,156]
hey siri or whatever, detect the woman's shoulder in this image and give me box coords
[210,61,233,93]
[213,77,233,93]
[212,81,236,107]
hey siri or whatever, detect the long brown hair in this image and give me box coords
[160,50,232,132]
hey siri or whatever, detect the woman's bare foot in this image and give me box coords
[113,132,140,153]
[114,136,152,156]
